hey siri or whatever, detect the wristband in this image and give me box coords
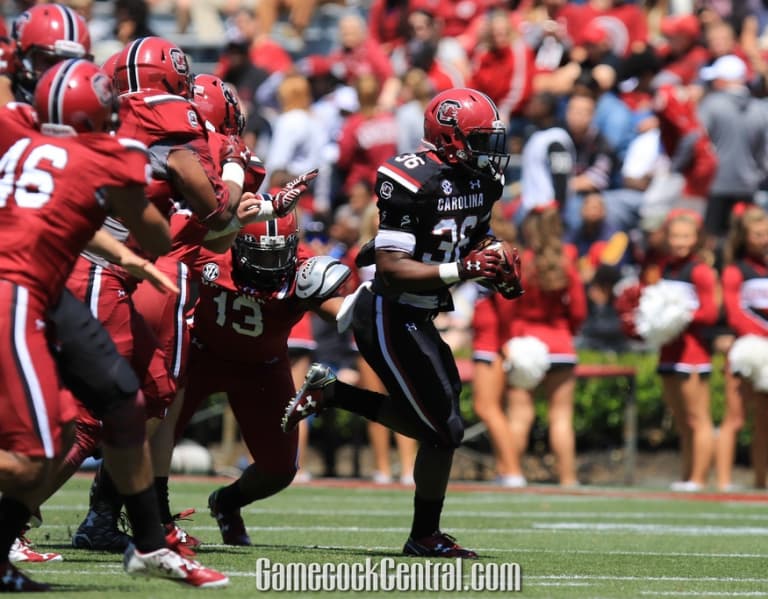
[259,194,275,218]
[438,262,461,284]
[222,162,245,188]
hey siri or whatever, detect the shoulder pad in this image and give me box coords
[295,256,351,300]
[377,152,442,195]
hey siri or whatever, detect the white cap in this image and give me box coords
[700,55,747,82]
[334,86,360,113]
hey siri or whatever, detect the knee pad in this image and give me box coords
[79,356,141,419]
[101,390,146,448]
[48,291,140,418]
[422,413,464,450]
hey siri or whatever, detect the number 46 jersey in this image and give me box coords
[0,103,150,305]
[373,150,504,310]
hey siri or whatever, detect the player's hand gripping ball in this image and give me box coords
[472,236,525,300]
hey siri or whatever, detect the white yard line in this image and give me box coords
[534,522,768,535]
[35,520,768,536]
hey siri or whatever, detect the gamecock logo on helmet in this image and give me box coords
[436,99,461,126]
[91,73,112,107]
[168,47,188,75]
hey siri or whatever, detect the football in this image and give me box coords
[475,237,524,299]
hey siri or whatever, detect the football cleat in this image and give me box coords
[208,490,251,546]
[123,544,229,588]
[71,508,132,552]
[403,531,478,559]
[281,363,336,432]
[164,509,201,558]
[9,535,62,563]
[0,562,50,592]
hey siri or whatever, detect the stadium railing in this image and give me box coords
[455,359,639,485]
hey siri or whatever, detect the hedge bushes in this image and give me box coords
[460,350,750,454]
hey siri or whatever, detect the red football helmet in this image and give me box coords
[193,74,245,136]
[113,36,192,98]
[423,88,510,175]
[100,50,120,81]
[232,211,299,299]
[12,4,91,98]
[34,58,117,134]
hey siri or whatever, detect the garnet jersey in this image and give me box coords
[158,131,227,277]
[118,92,204,147]
[192,247,319,365]
[0,103,149,304]
[118,91,225,218]
[373,150,503,310]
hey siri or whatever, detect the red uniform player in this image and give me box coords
[175,212,350,545]
[0,58,226,590]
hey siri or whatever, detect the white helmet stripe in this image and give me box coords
[476,90,500,121]
[49,59,79,124]
[56,4,75,42]
[126,37,147,93]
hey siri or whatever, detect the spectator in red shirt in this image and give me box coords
[391,8,469,91]
[336,73,398,199]
[468,9,535,121]
[324,12,401,111]
[215,7,292,78]
[367,0,415,54]
[655,14,709,86]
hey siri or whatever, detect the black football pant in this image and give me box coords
[47,288,139,419]
[351,287,464,449]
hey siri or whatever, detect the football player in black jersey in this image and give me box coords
[283,88,522,558]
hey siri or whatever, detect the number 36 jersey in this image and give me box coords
[373,150,503,310]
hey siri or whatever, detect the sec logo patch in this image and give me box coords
[202,263,219,282]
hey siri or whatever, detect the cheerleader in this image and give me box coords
[719,204,768,490]
[472,205,586,486]
[656,210,719,491]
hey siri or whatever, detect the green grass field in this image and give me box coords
[19,475,768,598]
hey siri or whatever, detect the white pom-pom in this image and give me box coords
[729,335,768,392]
[502,336,551,390]
[171,440,214,474]
[634,281,696,347]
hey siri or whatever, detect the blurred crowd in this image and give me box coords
[5,0,768,491]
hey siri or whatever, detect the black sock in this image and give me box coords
[332,381,384,420]
[93,464,123,515]
[154,477,173,525]
[410,494,444,540]
[123,485,166,553]
[215,481,249,512]
[0,497,30,560]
